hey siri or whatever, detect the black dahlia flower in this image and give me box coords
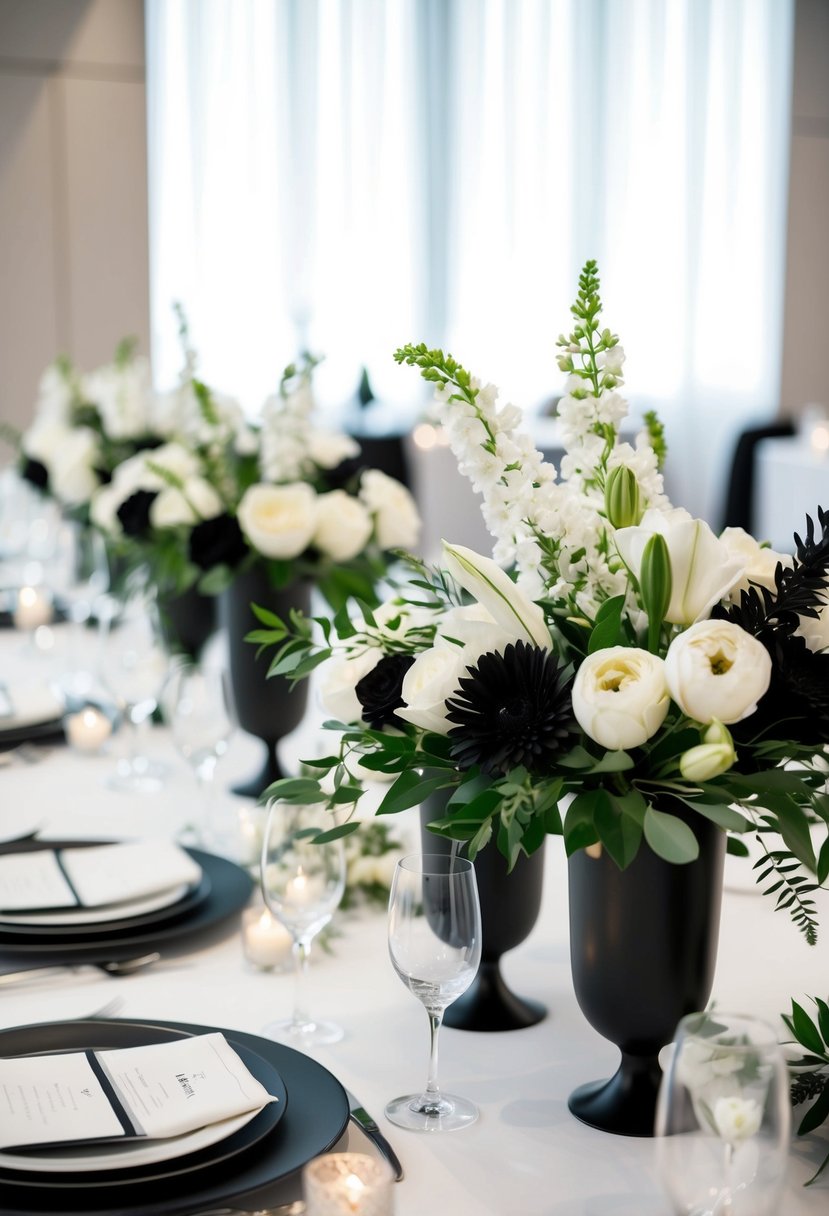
[116,489,158,538]
[445,641,574,777]
[20,458,48,491]
[189,513,248,572]
[356,654,416,729]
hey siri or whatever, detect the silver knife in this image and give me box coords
[345,1088,404,1181]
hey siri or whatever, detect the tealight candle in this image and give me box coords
[14,586,53,631]
[241,904,292,970]
[303,1153,394,1216]
[64,706,113,754]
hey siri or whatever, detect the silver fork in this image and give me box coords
[80,995,125,1019]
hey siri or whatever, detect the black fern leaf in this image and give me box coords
[753,844,820,945]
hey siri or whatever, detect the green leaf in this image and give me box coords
[797,1079,829,1136]
[587,595,625,654]
[726,837,750,857]
[467,818,493,859]
[643,806,700,864]
[791,1000,826,1057]
[301,755,342,769]
[312,821,362,844]
[818,836,829,886]
[258,777,322,805]
[376,771,447,816]
[563,791,600,855]
[805,1146,829,1187]
[731,769,816,795]
[250,603,286,629]
[815,998,829,1046]
[594,789,642,869]
[677,797,749,833]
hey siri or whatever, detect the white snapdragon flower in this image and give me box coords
[82,356,153,440]
[664,620,772,725]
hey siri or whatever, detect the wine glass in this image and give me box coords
[101,585,169,793]
[260,801,346,1046]
[167,659,236,851]
[385,853,482,1132]
[655,1011,790,1214]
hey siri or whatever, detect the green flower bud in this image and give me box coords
[639,532,672,653]
[679,738,736,781]
[605,466,642,529]
[702,718,733,747]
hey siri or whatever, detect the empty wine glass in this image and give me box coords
[385,853,482,1132]
[101,585,169,793]
[260,801,346,1046]
[167,659,236,850]
[656,1011,790,1214]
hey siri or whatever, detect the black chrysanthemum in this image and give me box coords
[21,457,48,490]
[445,641,574,777]
[356,653,416,729]
[189,513,248,571]
[116,489,158,538]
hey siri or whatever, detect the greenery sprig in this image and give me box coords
[784,996,829,1185]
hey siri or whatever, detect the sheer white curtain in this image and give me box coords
[146,0,794,521]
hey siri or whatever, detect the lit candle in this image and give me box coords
[237,806,264,867]
[64,706,113,753]
[303,1152,394,1216]
[241,905,292,970]
[14,586,53,631]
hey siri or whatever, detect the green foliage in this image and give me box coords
[783,996,829,1185]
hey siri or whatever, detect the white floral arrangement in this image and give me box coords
[250,261,829,945]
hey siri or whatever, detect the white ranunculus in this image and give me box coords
[320,649,382,723]
[396,645,469,735]
[442,543,552,650]
[313,490,373,560]
[615,507,746,625]
[237,483,318,559]
[307,429,360,469]
[150,477,223,529]
[720,527,792,602]
[359,469,421,549]
[665,620,772,725]
[572,646,670,750]
[712,1096,762,1144]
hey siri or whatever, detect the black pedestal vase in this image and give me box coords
[221,565,311,799]
[157,585,218,662]
[567,800,725,1136]
[420,799,546,1032]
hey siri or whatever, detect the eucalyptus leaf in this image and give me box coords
[643,806,700,864]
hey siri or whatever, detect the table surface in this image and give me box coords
[1,627,828,1215]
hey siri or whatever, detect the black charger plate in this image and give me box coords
[0,849,252,966]
[0,1018,350,1215]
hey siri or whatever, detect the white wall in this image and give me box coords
[0,0,149,445]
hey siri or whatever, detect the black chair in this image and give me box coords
[720,420,795,534]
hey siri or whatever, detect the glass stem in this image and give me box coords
[425,1010,443,1097]
[292,937,311,1028]
[721,1140,735,1216]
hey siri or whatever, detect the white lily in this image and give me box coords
[442,542,551,650]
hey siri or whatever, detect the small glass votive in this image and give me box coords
[241,903,292,971]
[303,1153,394,1216]
[14,585,53,631]
[63,704,115,754]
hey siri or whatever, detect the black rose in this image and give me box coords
[189,513,248,571]
[20,458,48,491]
[356,653,416,729]
[117,489,158,538]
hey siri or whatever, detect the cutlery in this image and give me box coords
[345,1087,404,1181]
[0,951,162,986]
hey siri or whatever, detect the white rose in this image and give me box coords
[150,477,223,529]
[616,507,746,625]
[396,646,469,735]
[313,490,373,560]
[320,649,382,723]
[48,428,101,506]
[572,646,670,750]
[142,442,199,482]
[720,527,792,602]
[237,483,318,559]
[90,483,123,534]
[307,429,360,469]
[712,1096,762,1144]
[359,469,421,549]
[664,620,772,725]
[442,542,552,650]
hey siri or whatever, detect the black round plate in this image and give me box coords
[0,849,252,961]
[0,719,65,749]
[0,1026,287,1187]
[0,1018,350,1215]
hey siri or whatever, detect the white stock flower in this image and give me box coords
[307,429,360,469]
[320,649,382,723]
[313,490,373,561]
[665,620,772,725]
[82,356,153,440]
[237,483,318,559]
[442,543,551,650]
[33,363,74,424]
[712,1096,762,1144]
[720,527,792,601]
[615,508,746,625]
[359,469,421,549]
[571,646,670,750]
[48,427,101,506]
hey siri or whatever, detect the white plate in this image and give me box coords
[0,882,192,927]
[0,1109,257,1174]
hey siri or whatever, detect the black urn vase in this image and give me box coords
[221,565,311,799]
[157,584,218,662]
[567,799,725,1136]
[420,800,546,1032]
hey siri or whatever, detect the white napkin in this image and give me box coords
[0,1034,277,1150]
[0,683,62,730]
[0,841,202,912]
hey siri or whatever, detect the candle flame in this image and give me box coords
[345,1171,364,1211]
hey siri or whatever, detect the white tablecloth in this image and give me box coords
[1,632,828,1214]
